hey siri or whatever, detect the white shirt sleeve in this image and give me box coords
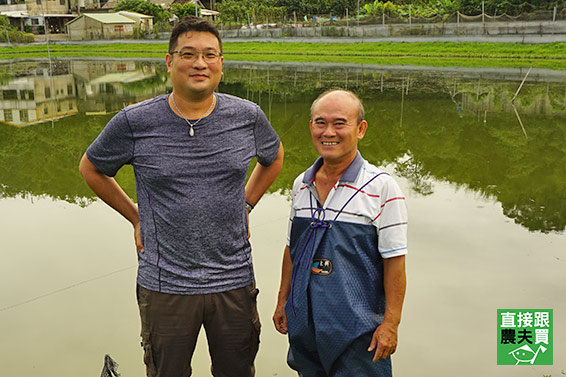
[375,176,408,258]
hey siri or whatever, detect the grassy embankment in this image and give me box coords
[1,41,565,69]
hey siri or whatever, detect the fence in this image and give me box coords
[216,6,566,32]
[217,6,566,39]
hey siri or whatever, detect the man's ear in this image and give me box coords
[357,120,368,140]
[165,53,173,73]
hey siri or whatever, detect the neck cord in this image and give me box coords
[288,171,387,317]
[171,92,215,137]
[289,194,331,317]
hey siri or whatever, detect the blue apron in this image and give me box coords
[286,205,386,374]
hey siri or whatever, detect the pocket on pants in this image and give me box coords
[141,334,157,377]
[248,286,261,363]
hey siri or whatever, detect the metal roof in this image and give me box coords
[118,11,154,19]
[67,13,136,25]
[201,9,219,16]
[1,11,29,18]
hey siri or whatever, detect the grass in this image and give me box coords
[1,41,565,70]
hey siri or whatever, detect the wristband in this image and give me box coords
[245,200,254,213]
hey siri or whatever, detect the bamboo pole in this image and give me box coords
[400,78,405,128]
[512,66,533,103]
[512,104,528,138]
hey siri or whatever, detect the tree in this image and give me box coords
[217,0,286,24]
[457,0,565,15]
[326,0,361,15]
[114,0,170,22]
[171,2,199,18]
[364,1,397,16]
[216,0,249,23]
[277,0,329,16]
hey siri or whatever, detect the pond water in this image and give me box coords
[1,58,565,377]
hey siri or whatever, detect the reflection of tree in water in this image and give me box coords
[395,154,434,196]
[0,112,136,205]
[504,198,566,234]
[408,107,566,233]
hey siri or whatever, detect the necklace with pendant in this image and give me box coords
[171,93,215,137]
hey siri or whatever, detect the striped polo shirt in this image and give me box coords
[287,151,408,258]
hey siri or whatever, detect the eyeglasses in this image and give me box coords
[170,48,222,64]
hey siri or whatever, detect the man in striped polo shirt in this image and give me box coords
[273,89,407,376]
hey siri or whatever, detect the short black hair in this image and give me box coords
[169,16,222,54]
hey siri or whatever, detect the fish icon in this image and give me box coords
[508,344,547,365]
[311,259,333,275]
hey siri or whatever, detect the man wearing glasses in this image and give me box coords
[79,16,284,377]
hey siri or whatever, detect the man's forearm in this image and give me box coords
[79,153,139,226]
[277,245,293,304]
[273,245,292,334]
[382,255,406,326]
[368,255,406,360]
[245,142,284,205]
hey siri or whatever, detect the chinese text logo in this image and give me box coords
[497,309,553,365]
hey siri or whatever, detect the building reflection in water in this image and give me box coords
[0,59,164,128]
[71,60,162,115]
[0,63,77,128]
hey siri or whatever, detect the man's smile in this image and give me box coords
[190,73,209,79]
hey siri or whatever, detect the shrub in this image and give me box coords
[0,29,35,43]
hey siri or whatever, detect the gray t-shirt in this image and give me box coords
[86,93,280,294]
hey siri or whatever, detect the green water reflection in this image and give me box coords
[1,59,565,233]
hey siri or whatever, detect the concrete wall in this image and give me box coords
[26,0,68,15]
[118,12,154,33]
[0,3,27,12]
[220,20,566,39]
[141,18,152,33]
[101,22,133,39]
[67,16,86,40]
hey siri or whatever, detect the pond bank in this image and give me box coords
[15,32,566,46]
[222,34,566,44]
